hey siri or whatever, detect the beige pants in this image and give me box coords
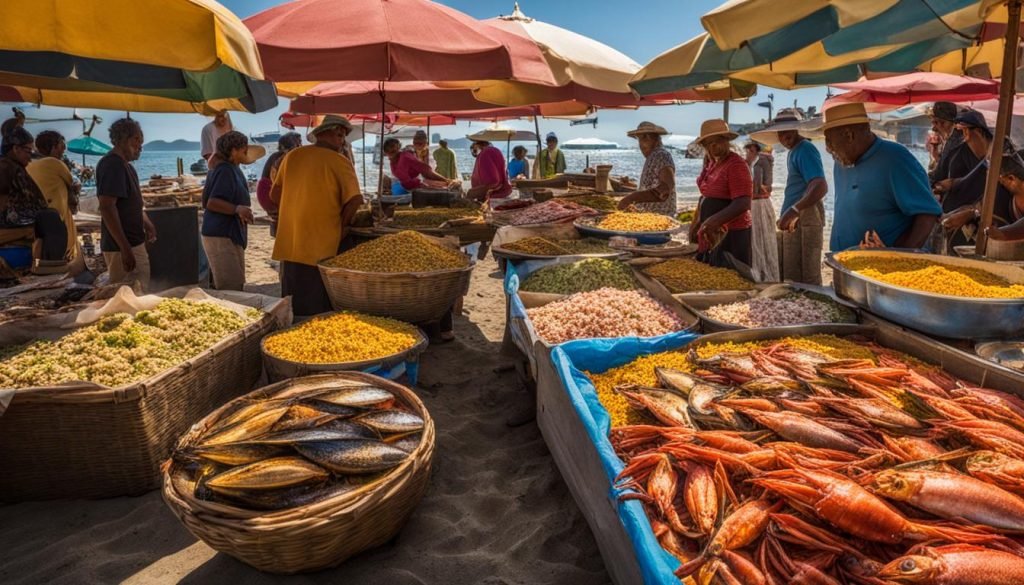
[778,201,825,285]
[202,236,246,291]
[104,243,151,292]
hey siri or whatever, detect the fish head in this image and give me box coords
[871,470,923,502]
[877,554,940,583]
[838,553,882,577]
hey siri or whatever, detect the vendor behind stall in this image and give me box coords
[825,103,940,251]
[691,119,752,268]
[985,152,1024,242]
[383,138,455,195]
[538,132,565,179]
[617,122,676,216]
[507,145,530,180]
[0,125,68,267]
[466,137,512,201]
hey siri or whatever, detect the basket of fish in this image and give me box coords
[162,372,434,574]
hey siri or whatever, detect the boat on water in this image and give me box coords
[250,131,282,145]
[561,137,619,150]
[189,158,209,176]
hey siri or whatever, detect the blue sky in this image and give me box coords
[14,0,829,144]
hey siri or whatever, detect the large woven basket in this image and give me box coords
[261,320,428,382]
[162,372,435,574]
[318,260,474,323]
[0,292,286,501]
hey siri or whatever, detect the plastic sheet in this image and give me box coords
[550,333,699,585]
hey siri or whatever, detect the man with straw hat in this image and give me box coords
[824,103,940,251]
[692,119,752,268]
[618,121,676,216]
[271,114,362,316]
[752,108,827,284]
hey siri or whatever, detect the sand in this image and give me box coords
[0,225,611,585]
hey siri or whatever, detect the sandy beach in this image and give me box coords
[0,224,611,585]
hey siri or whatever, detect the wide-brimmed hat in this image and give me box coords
[821,102,871,132]
[240,144,267,165]
[627,121,669,138]
[695,119,737,144]
[749,109,806,144]
[309,114,353,138]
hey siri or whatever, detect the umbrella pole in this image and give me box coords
[976,0,1022,255]
[506,136,510,160]
[361,118,367,189]
[426,116,431,148]
[723,100,730,123]
[533,113,542,179]
[378,83,386,198]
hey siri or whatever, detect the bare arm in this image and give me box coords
[778,177,827,231]
[338,195,362,238]
[701,197,752,233]
[894,214,938,248]
[617,166,674,209]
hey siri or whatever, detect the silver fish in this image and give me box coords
[201,406,290,446]
[356,409,425,434]
[655,367,699,397]
[213,481,357,511]
[312,386,396,408]
[270,404,337,432]
[614,384,693,428]
[206,457,329,492]
[384,431,423,454]
[191,442,290,466]
[248,423,379,445]
[302,399,361,418]
[295,440,410,474]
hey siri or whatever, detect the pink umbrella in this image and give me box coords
[828,72,999,106]
[245,0,554,86]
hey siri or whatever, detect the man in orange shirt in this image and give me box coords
[271,115,362,315]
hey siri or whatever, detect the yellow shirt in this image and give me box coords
[272,145,362,266]
[27,157,76,260]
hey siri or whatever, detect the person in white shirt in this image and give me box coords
[200,111,233,161]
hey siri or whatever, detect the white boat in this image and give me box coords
[250,131,283,145]
[561,137,619,150]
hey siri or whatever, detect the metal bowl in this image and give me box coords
[573,215,683,245]
[826,249,1024,340]
[975,341,1024,372]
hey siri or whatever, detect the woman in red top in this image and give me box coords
[692,119,753,268]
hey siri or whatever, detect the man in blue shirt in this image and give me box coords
[824,103,941,251]
[756,109,830,284]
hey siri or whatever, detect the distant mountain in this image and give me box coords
[145,139,200,151]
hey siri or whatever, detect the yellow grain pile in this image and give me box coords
[597,212,674,232]
[324,231,468,273]
[264,311,419,364]
[643,258,753,292]
[695,334,876,362]
[837,253,1024,299]
[586,352,694,427]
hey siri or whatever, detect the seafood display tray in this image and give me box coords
[678,283,861,334]
[540,320,1024,584]
[826,249,1024,340]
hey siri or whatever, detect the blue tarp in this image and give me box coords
[503,256,699,584]
[551,335,698,585]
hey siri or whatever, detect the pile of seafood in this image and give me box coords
[704,292,856,328]
[836,252,1024,299]
[0,299,260,388]
[595,212,676,232]
[323,231,468,273]
[263,311,420,365]
[601,335,1024,583]
[490,199,599,227]
[527,288,686,344]
[643,258,754,293]
[171,381,425,511]
[520,258,639,295]
[502,236,612,256]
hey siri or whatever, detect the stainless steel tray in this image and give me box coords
[825,249,1024,340]
[680,283,860,333]
[685,320,1024,397]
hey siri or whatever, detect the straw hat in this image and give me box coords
[695,119,737,144]
[239,144,267,165]
[309,114,353,137]
[821,102,871,132]
[749,109,806,144]
[627,121,669,138]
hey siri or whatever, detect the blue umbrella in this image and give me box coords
[66,135,111,157]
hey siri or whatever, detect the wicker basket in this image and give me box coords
[162,372,435,574]
[318,260,474,323]
[261,321,428,382]
[0,291,288,501]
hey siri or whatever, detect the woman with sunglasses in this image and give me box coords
[0,123,68,265]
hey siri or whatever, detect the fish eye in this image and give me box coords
[893,478,904,488]
[900,559,917,572]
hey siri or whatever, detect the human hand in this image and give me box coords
[122,249,137,272]
[940,206,976,231]
[143,219,157,244]
[616,193,636,210]
[933,178,954,195]
[777,207,800,232]
[986,226,1009,241]
[235,205,255,225]
[859,230,885,249]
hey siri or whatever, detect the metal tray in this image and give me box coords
[975,340,1024,373]
[686,320,1024,397]
[825,249,1024,340]
[680,283,860,333]
[573,215,684,245]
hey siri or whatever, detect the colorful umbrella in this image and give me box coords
[0,0,276,112]
[66,135,111,157]
[245,0,555,89]
[827,72,999,107]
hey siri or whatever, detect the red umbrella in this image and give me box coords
[827,72,999,107]
[245,0,554,87]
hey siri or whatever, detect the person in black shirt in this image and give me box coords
[97,118,155,290]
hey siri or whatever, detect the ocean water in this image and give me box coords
[80,145,930,233]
